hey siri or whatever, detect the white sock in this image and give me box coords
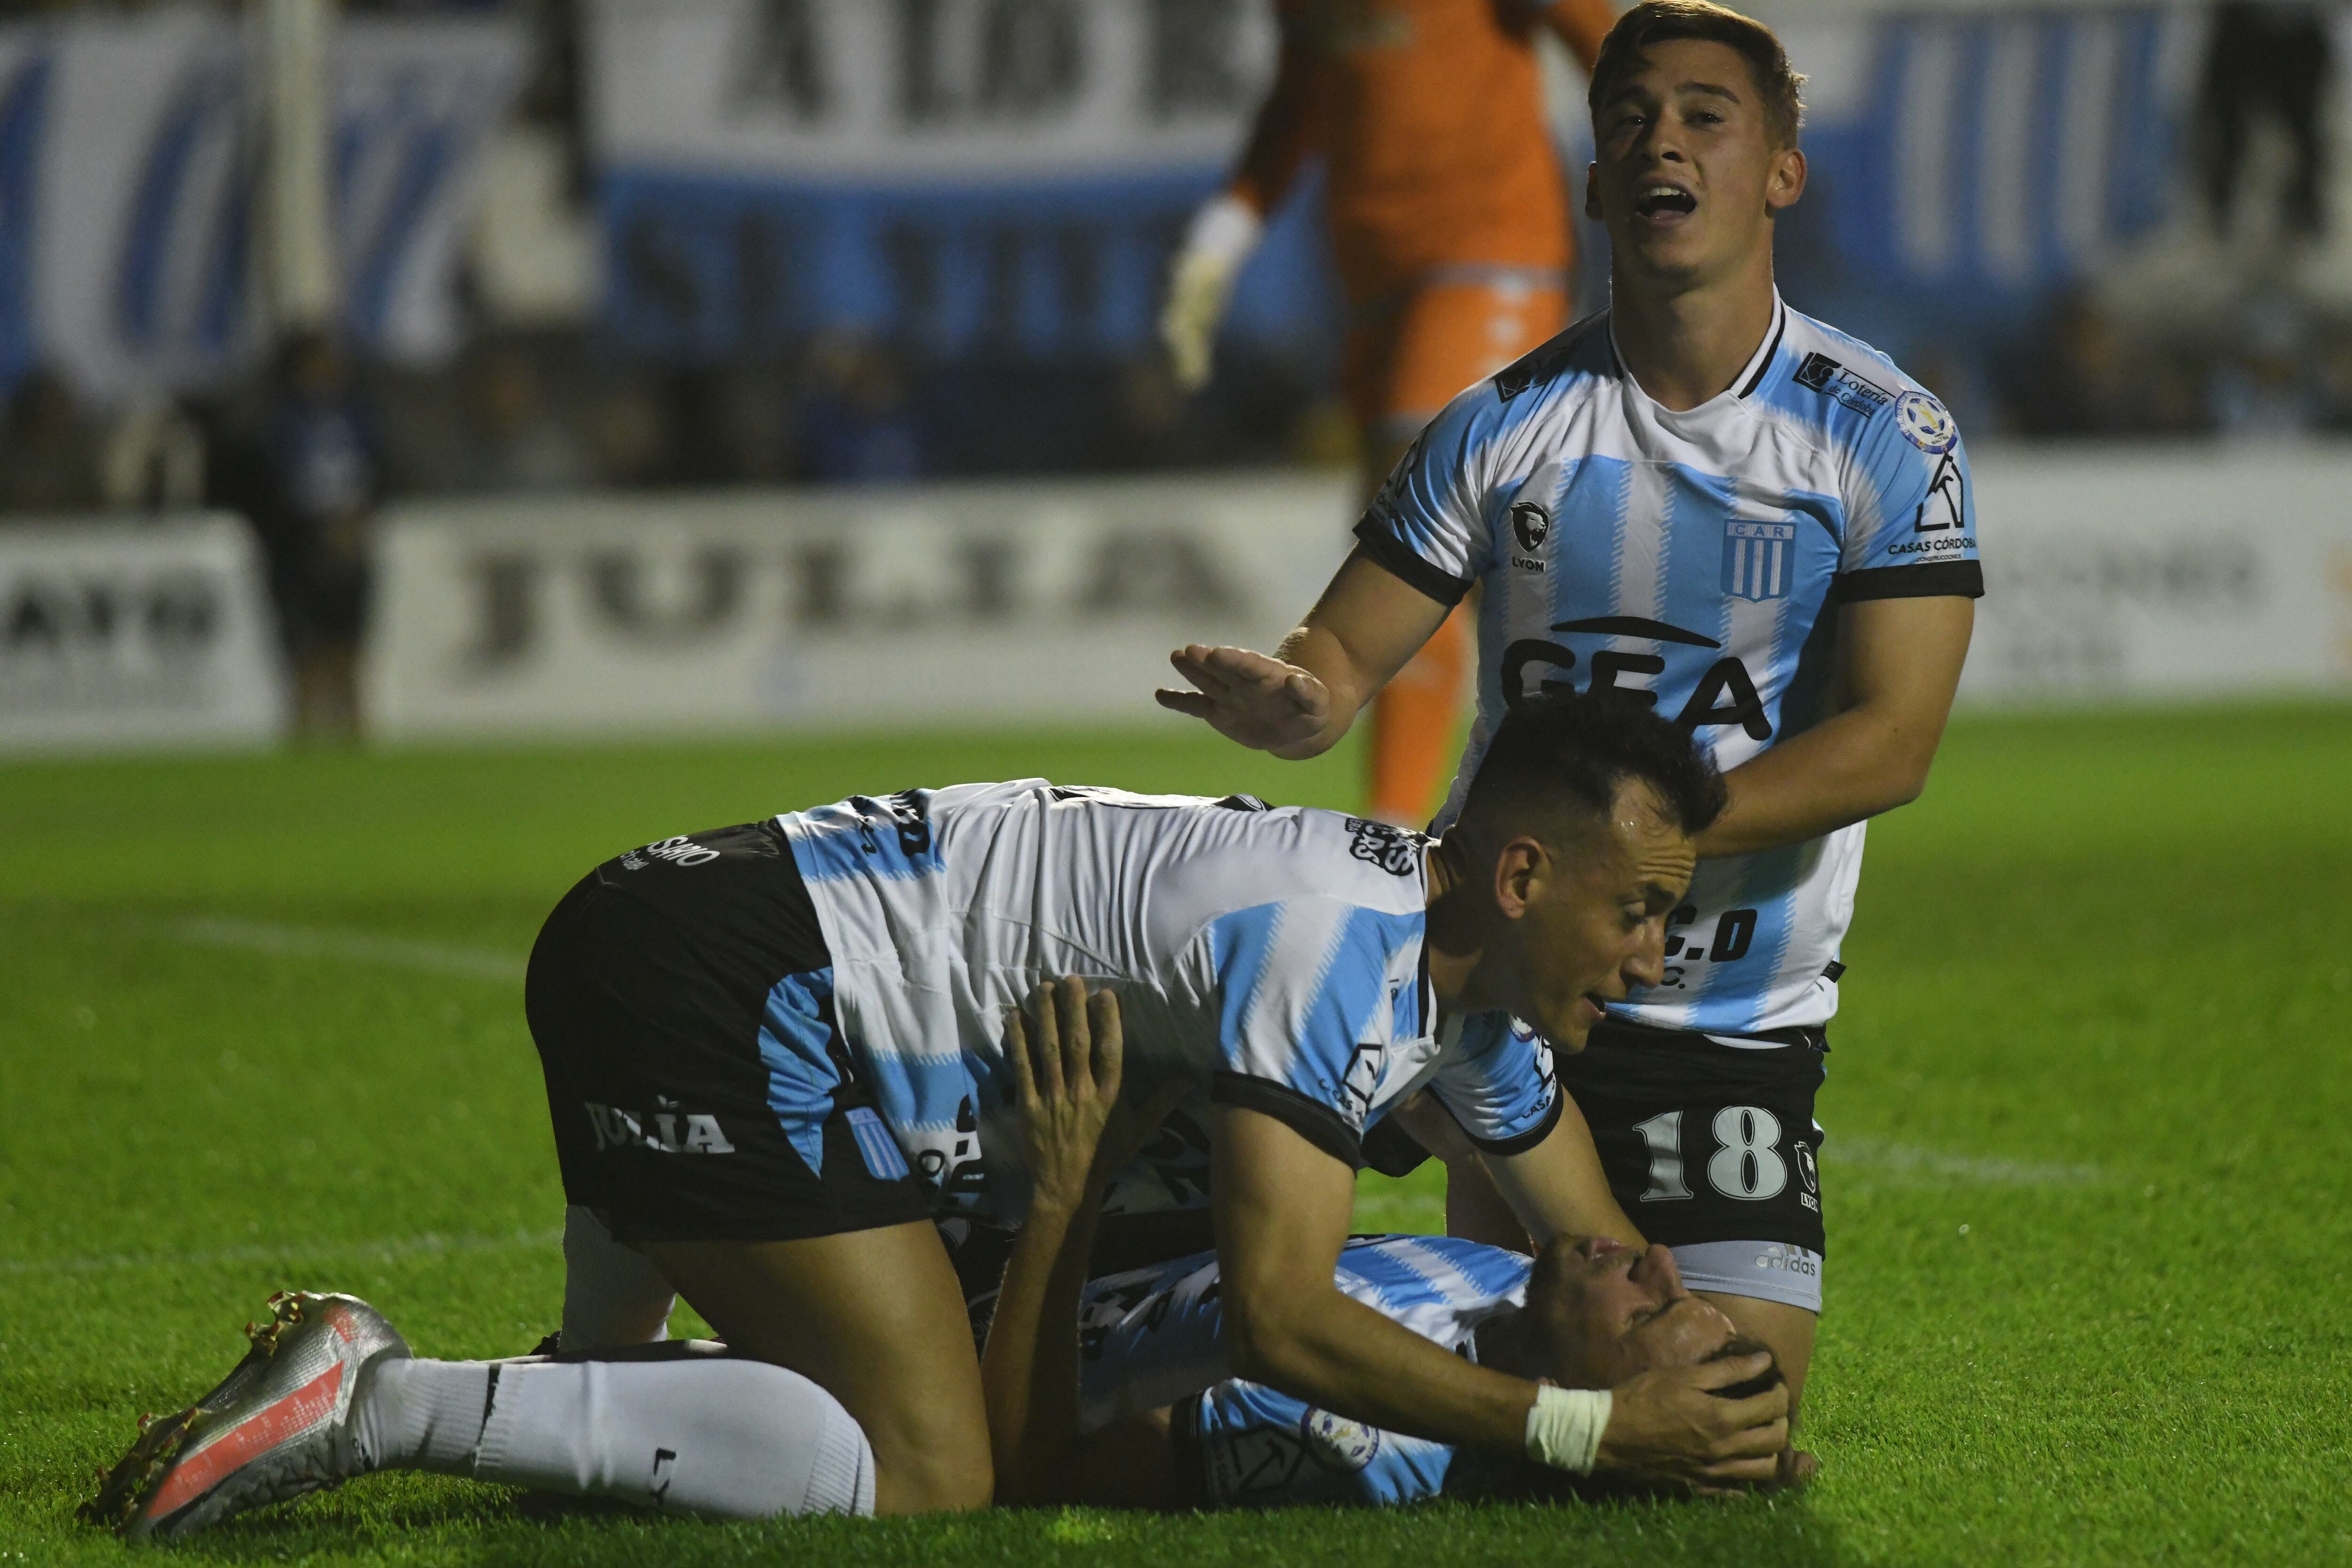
[365,1359,496,1472]
[560,1205,676,1351]
[366,1357,875,1519]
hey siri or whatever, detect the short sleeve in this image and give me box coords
[1834,390,1983,603]
[1201,899,1426,1168]
[1424,1014,1563,1154]
[1183,1382,1454,1508]
[1351,389,1498,607]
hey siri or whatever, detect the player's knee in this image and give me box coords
[872,1440,992,1514]
[852,1385,993,1513]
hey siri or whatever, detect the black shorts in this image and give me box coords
[1555,1020,1827,1258]
[1362,1018,1828,1260]
[524,820,932,1246]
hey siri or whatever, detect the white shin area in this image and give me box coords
[366,1356,876,1519]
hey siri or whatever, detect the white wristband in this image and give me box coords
[1180,191,1264,269]
[1524,1385,1612,1475]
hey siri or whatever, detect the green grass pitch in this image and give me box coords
[5,704,2351,1566]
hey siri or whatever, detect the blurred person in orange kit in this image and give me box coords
[1162,0,1616,826]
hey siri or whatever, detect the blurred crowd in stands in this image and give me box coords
[0,327,1333,504]
[6,0,2352,734]
[3,2,2349,517]
[23,290,2352,523]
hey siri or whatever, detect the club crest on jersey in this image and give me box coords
[1722,520,1797,603]
[1895,391,1957,454]
[1301,1409,1382,1471]
[1509,500,1551,554]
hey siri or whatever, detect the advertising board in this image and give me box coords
[0,515,287,752]
[363,454,2352,744]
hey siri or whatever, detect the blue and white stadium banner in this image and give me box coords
[1759,4,2202,346]
[0,11,525,402]
[592,0,2218,366]
[588,0,1339,361]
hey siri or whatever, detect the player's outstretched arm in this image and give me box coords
[1155,549,1452,758]
[980,979,1189,1506]
[1212,1104,1542,1445]
[1696,595,1975,858]
[1479,1091,1647,1250]
[1213,1106,1786,1488]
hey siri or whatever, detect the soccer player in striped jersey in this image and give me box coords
[975,958,1797,1510]
[85,694,1789,1541]
[1156,0,1982,1414]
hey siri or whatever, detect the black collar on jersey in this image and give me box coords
[1602,294,1788,401]
[1739,297,1789,398]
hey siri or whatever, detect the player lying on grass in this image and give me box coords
[76,980,1795,1539]
[84,692,1790,1538]
[974,970,1808,1509]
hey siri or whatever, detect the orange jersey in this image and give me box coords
[1231,0,1614,303]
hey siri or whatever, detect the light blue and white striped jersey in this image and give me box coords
[774,783,1559,1225]
[1074,1233,1533,1507]
[1357,297,1984,1035]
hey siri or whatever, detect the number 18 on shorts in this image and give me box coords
[1558,1022,1827,1311]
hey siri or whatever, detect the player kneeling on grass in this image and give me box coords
[85,692,1790,1539]
[977,973,1810,1508]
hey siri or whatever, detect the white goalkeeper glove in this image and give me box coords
[1160,192,1264,392]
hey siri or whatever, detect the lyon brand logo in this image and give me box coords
[1510,501,1551,554]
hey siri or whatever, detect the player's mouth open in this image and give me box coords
[1634,184,1696,220]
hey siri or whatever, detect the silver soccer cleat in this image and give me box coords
[81,1290,410,1543]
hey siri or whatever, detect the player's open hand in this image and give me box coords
[1593,1350,1791,1494]
[1006,978,1124,1216]
[1154,644,1332,756]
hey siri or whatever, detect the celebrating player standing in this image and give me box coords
[1161,0,1618,827]
[1157,0,1981,1410]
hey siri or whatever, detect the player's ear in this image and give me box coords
[1584,161,1604,222]
[1492,836,1547,920]
[1765,145,1806,212]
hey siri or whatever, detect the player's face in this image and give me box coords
[1509,782,1695,1051]
[1584,39,1805,288]
[1528,1235,1738,1387]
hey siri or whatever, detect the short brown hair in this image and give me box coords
[1588,0,1805,149]
[1702,1334,1786,1400]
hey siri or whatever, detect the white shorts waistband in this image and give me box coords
[1668,1238,1822,1314]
